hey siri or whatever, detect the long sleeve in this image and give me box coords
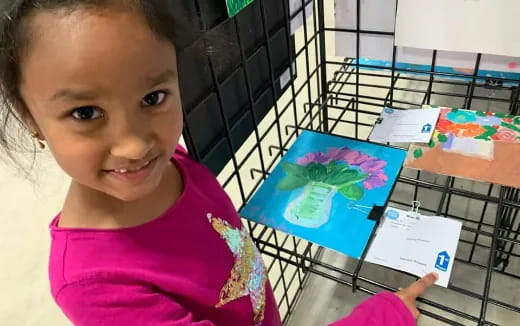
[329,292,416,326]
[55,278,217,326]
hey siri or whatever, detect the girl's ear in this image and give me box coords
[13,98,44,140]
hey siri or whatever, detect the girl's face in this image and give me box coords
[19,8,183,202]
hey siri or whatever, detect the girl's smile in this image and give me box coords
[105,155,159,183]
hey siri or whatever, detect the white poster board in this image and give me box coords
[334,0,520,77]
[395,0,520,58]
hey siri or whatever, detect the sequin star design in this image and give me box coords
[207,213,267,326]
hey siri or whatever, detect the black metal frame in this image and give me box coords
[182,0,520,325]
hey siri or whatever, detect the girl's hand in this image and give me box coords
[396,273,439,318]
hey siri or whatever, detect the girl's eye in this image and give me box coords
[71,107,103,121]
[142,91,167,107]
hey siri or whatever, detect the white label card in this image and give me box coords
[369,107,441,144]
[366,207,462,287]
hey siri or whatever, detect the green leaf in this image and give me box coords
[501,121,520,133]
[476,111,487,117]
[325,166,359,183]
[282,162,308,178]
[514,117,520,125]
[305,163,327,182]
[428,140,436,148]
[451,108,459,113]
[474,125,497,141]
[327,170,357,185]
[338,173,369,187]
[437,133,448,143]
[494,113,505,118]
[413,148,423,159]
[276,175,308,191]
[323,162,354,183]
[325,161,342,174]
[338,184,364,201]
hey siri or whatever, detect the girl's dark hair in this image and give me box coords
[0,0,200,173]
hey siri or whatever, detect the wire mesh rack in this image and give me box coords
[180,0,520,325]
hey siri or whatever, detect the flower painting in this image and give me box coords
[241,131,406,259]
[405,105,520,188]
[226,0,254,17]
[277,148,389,228]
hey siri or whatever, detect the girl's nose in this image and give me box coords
[110,120,155,161]
[111,134,154,161]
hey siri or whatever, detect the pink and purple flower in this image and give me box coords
[296,147,389,190]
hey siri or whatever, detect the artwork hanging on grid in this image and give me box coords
[405,106,520,188]
[334,0,520,82]
[241,131,407,259]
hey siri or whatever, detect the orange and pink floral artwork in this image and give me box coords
[405,105,520,188]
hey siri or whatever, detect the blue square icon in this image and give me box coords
[435,251,450,272]
[421,123,432,133]
[386,209,400,220]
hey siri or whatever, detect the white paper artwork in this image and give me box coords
[334,0,520,76]
[395,0,520,58]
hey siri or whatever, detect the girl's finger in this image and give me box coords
[405,273,439,299]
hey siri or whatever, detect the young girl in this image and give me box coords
[0,0,438,325]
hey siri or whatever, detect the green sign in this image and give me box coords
[226,0,255,17]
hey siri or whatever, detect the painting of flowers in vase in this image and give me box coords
[405,105,520,188]
[241,131,406,259]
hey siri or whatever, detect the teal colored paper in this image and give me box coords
[354,58,520,86]
[240,131,407,259]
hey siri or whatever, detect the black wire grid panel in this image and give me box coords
[180,0,520,325]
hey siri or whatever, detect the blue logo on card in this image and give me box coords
[421,123,432,133]
[386,209,400,220]
[435,251,450,272]
[384,107,394,114]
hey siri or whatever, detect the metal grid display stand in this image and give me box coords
[182,1,520,325]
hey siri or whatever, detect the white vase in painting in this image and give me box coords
[284,182,337,228]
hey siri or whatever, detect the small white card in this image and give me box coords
[369,107,441,143]
[366,207,462,287]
